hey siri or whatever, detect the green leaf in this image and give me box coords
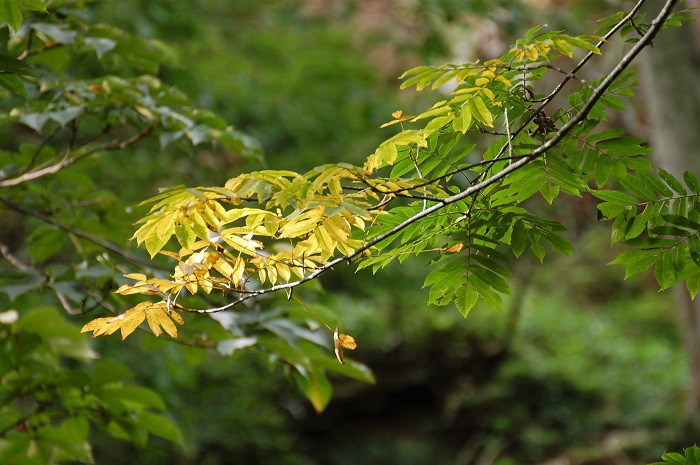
[688,272,700,299]
[594,154,612,187]
[626,205,652,239]
[469,264,511,294]
[689,235,700,267]
[684,171,700,194]
[468,273,501,309]
[0,0,21,32]
[562,35,601,54]
[0,54,35,75]
[454,284,478,317]
[539,182,560,204]
[0,73,26,96]
[49,106,84,127]
[452,107,473,133]
[467,95,493,127]
[317,356,375,384]
[610,249,659,278]
[17,0,46,12]
[597,201,628,220]
[529,231,546,261]
[26,226,65,263]
[294,370,332,413]
[624,236,678,248]
[639,170,674,197]
[90,359,133,389]
[98,385,166,411]
[525,25,546,41]
[662,452,688,465]
[662,214,700,232]
[649,225,691,237]
[654,250,676,290]
[659,168,687,195]
[19,112,49,131]
[620,175,656,201]
[510,221,527,258]
[591,189,637,205]
[137,411,184,446]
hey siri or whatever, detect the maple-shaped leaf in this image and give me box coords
[333,327,357,364]
[81,301,185,340]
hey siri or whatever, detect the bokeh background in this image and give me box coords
[3,0,700,464]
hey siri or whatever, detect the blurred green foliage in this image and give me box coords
[0,0,695,464]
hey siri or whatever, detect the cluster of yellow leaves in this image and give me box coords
[86,29,605,343]
[122,164,455,301]
[80,163,452,342]
[509,32,601,62]
[366,62,513,173]
[365,31,601,174]
[81,300,184,340]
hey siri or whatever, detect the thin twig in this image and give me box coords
[0,197,158,269]
[0,125,153,187]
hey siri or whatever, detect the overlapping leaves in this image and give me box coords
[598,168,700,295]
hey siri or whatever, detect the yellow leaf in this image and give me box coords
[114,282,160,295]
[379,112,414,128]
[119,306,148,340]
[322,215,350,243]
[221,232,261,257]
[145,303,182,338]
[169,309,185,325]
[124,273,147,281]
[314,226,335,261]
[333,327,357,365]
[278,208,325,238]
[231,256,245,286]
[276,261,292,282]
[81,302,149,340]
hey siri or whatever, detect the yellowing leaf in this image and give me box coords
[124,273,147,281]
[145,303,183,338]
[467,95,493,127]
[322,215,350,243]
[81,301,185,341]
[314,225,335,261]
[278,208,325,238]
[276,262,292,282]
[379,112,414,128]
[81,302,150,340]
[333,327,357,365]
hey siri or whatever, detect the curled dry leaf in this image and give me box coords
[333,327,357,365]
[443,243,464,253]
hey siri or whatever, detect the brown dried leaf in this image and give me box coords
[444,243,464,253]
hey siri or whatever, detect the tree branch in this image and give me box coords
[0,125,153,187]
[177,0,679,314]
[0,198,158,269]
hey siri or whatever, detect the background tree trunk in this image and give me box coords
[639,0,700,424]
